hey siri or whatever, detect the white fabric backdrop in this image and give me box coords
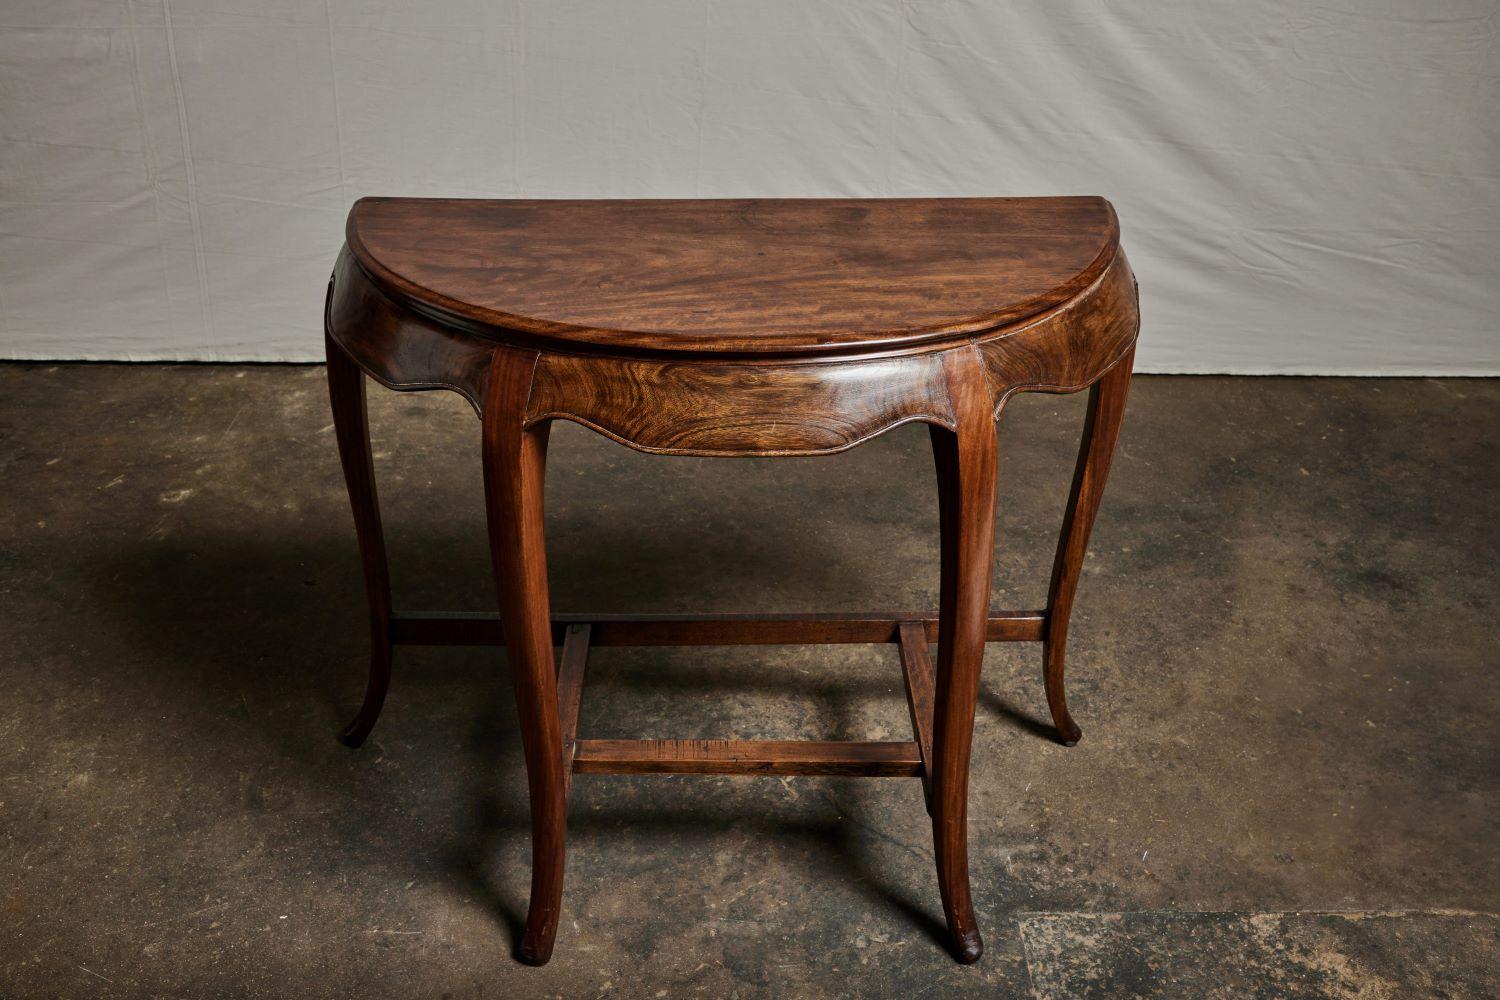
[2,0,1496,373]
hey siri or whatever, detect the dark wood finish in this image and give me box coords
[527,350,954,457]
[328,247,492,413]
[978,250,1137,407]
[325,327,392,749]
[927,348,999,964]
[1043,346,1136,745]
[556,624,591,795]
[323,196,1140,967]
[346,197,1119,356]
[329,199,1136,460]
[386,610,1047,647]
[573,739,923,777]
[480,345,565,966]
[897,621,936,812]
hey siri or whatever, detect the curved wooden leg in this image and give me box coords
[327,331,393,749]
[1044,346,1135,746]
[481,346,567,966]
[927,348,998,964]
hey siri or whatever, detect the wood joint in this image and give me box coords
[897,621,936,811]
[556,623,591,796]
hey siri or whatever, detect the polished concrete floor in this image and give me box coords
[1,364,1496,998]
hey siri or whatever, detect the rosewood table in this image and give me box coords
[323,197,1139,966]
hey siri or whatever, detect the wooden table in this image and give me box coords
[323,197,1139,965]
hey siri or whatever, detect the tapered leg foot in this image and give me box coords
[338,643,390,749]
[517,932,553,967]
[339,721,374,750]
[952,926,984,964]
[1045,644,1082,746]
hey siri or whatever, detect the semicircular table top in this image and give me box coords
[346,196,1120,356]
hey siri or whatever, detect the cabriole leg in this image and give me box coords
[326,332,393,749]
[481,346,567,966]
[927,348,998,964]
[1043,346,1135,746]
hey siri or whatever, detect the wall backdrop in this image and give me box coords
[2,1,1497,372]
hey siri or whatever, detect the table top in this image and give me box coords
[346,196,1119,357]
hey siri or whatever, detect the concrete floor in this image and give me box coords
[0,363,1496,999]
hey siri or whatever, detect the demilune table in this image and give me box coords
[322,197,1139,965]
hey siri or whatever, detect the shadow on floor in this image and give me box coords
[76,526,1058,961]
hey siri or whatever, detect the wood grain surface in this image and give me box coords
[326,247,492,412]
[345,196,1119,356]
[979,248,1138,405]
[526,349,954,456]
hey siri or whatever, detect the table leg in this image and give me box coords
[326,331,393,749]
[927,348,998,964]
[481,346,567,966]
[1043,346,1135,746]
